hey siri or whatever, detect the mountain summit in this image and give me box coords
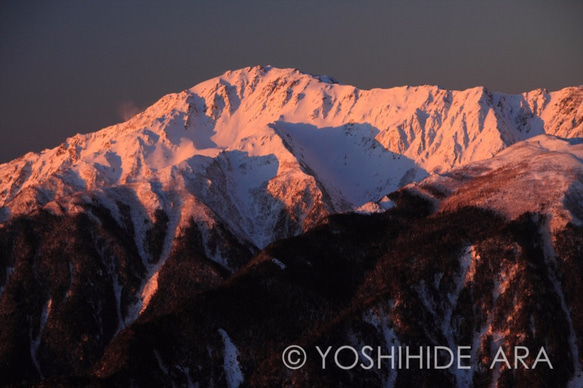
[0,66,582,387]
[1,66,582,247]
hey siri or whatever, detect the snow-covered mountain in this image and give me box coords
[1,66,582,387]
[1,66,582,253]
[411,135,583,229]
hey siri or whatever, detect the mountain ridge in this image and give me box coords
[0,66,582,387]
[1,66,582,311]
[2,66,582,228]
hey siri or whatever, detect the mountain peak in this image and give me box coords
[215,65,340,87]
[1,67,582,247]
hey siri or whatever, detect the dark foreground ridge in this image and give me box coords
[0,189,581,387]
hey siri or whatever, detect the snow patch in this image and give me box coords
[355,195,395,213]
[493,261,519,301]
[539,221,582,384]
[271,258,286,270]
[218,328,244,388]
[153,349,169,375]
[29,298,51,379]
[140,271,159,315]
[442,246,478,387]
[460,245,479,285]
[354,201,382,214]
[363,307,400,386]
[0,266,14,296]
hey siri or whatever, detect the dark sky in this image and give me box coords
[1,1,582,163]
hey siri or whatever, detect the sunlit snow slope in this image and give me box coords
[1,65,582,259]
[405,135,583,231]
